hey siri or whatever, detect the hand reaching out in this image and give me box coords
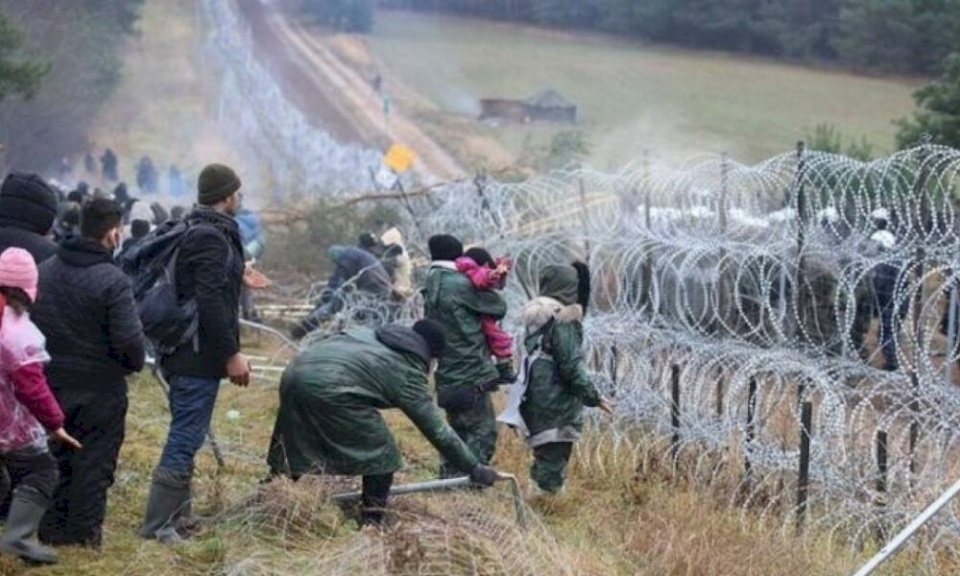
[51,428,82,450]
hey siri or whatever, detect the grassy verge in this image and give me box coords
[2,326,928,575]
[366,11,920,169]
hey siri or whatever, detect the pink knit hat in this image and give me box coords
[0,248,38,303]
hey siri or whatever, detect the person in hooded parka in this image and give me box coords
[266,320,500,525]
[516,262,613,494]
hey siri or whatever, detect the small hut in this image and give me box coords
[479,88,577,124]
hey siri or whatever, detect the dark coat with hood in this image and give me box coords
[519,264,601,447]
[0,173,60,263]
[161,206,245,379]
[267,325,479,477]
[422,262,507,395]
[34,238,146,390]
[0,227,57,264]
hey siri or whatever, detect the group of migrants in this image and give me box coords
[57,148,188,201]
[269,233,613,523]
[0,163,613,564]
[0,164,264,562]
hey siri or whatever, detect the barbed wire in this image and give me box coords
[171,8,960,563]
[375,145,960,568]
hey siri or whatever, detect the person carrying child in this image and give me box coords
[0,248,81,564]
[455,247,516,383]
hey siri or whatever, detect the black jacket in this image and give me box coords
[34,238,146,391]
[161,206,244,379]
[0,226,58,264]
[872,260,907,318]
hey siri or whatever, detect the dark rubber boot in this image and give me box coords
[138,467,191,543]
[0,487,58,564]
[360,473,393,527]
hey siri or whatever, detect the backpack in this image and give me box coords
[119,218,219,355]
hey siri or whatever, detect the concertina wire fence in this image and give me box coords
[194,0,960,565]
[386,144,960,567]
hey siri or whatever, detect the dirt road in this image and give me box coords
[236,0,466,184]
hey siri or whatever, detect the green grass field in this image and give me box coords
[368,11,921,169]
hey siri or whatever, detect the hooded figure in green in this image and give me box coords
[422,235,508,477]
[517,262,610,493]
[266,320,499,525]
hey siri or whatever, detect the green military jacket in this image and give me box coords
[422,262,507,393]
[266,326,479,477]
[519,296,601,447]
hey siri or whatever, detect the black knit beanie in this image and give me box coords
[0,172,59,234]
[464,247,493,267]
[197,163,241,205]
[412,319,446,359]
[428,234,463,261]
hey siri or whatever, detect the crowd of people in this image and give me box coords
[58,148,189,200]
[0,163,613,565]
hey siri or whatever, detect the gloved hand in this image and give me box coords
[495,360,517,384]
[469,464,499,487]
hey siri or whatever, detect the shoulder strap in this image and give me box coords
[529,316,556,354]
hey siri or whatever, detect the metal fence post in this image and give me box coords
[875,430,889,544]
[670,364,681,463]
[744,377,758,483]
[796,400,813,531]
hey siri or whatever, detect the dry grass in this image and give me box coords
[3,340,934,575]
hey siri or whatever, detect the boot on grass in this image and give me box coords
[139,467,191,544]
[0,487,58,564]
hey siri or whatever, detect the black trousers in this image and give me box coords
[39,387,128,547]
[361,473,394,526]
[0,448,58,505]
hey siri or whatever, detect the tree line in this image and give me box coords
[369,0,960,77]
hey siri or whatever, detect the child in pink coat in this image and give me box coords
[0,248,80,564]
[455,247,515,382]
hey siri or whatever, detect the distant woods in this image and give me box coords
[0,1,145,172]
[379,0,960,77]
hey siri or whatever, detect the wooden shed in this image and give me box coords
[479,88,577,124]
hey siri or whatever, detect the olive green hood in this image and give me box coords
[538,264,579,306]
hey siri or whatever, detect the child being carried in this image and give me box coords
[455,247,516,383]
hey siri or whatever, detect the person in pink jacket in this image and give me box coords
[0,247,80,564]
[455,247,516,383]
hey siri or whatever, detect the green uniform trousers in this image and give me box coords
[532,442,574,493]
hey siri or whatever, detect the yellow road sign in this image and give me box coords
[384,143,416,172]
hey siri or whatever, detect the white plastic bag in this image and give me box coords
[496,354,536,438]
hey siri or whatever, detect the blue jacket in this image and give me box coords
[234,209,264,260]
